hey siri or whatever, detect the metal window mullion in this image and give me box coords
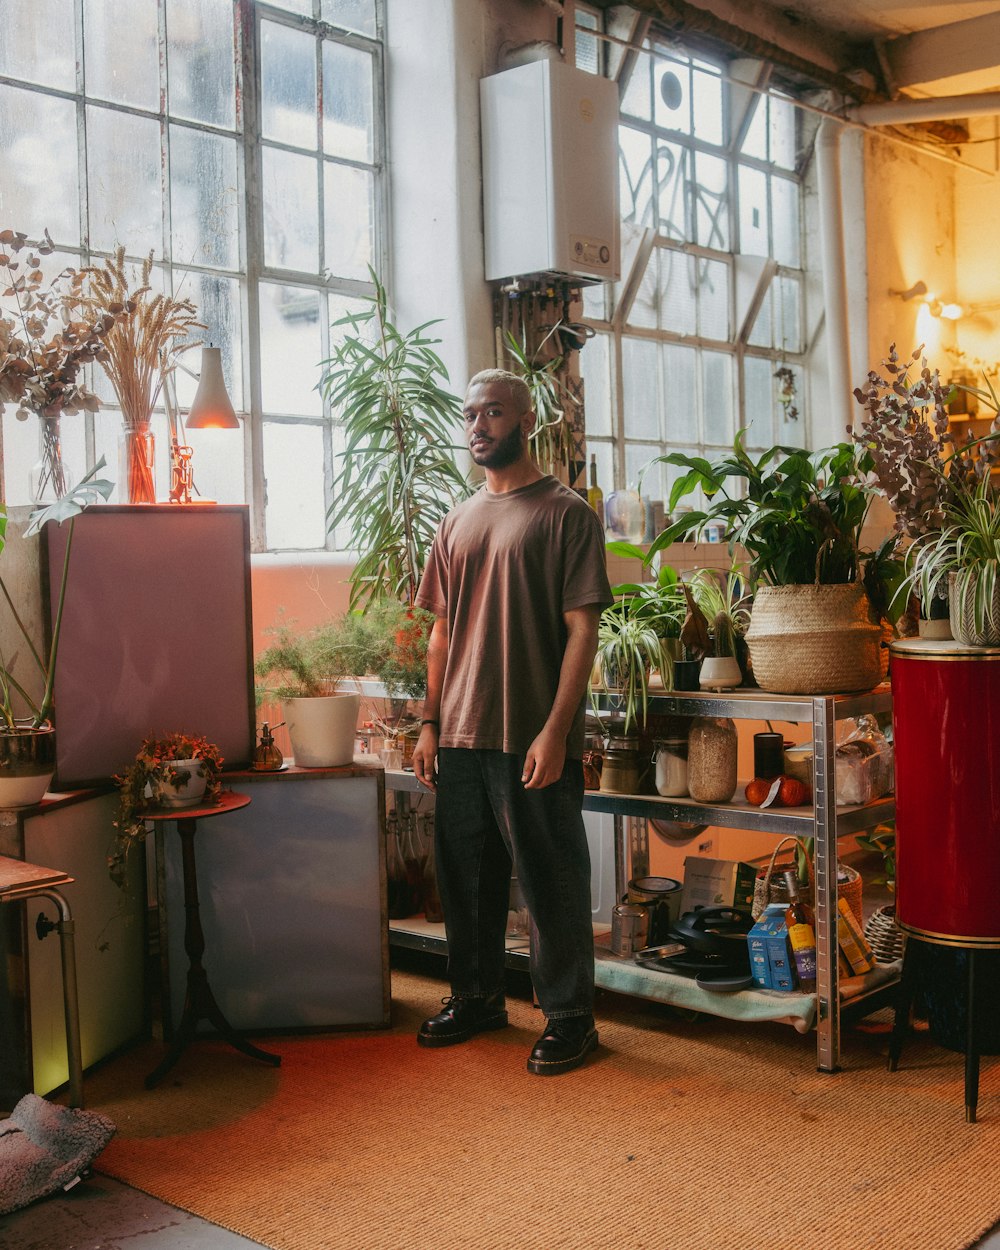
[74,0,97,470]
[243,0,267,551]
[158,0,172,272]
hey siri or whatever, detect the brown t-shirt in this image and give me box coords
[415,475,612,759]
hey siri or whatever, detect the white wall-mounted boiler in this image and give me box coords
[480,59,620,285]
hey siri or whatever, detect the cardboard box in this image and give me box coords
[747,904,796,991]
[681,856,758,914]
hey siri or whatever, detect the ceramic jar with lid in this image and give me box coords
[653,732,689,797]
[687,716,738,803]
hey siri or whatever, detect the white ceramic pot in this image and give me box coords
[283,692,361,768]
[147,758,208,808]
[0,725,56,810]
[698,655,742,690]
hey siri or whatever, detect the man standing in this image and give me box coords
[411,368,612,1075]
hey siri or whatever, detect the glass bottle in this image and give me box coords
[686,716,738,803]
[783,869,817,993]
[385,812,411,919]
[252,721,284,770]
[586,453,604,526]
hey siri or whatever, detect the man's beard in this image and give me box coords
[469,422,525,470]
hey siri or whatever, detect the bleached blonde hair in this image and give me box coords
[467,369,532,414]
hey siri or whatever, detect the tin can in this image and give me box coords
[611,902,649,956]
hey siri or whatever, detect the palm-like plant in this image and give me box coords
[319,270,471,610]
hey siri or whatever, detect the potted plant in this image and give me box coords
[0,461,114,808]
[644,433,885,694]
[318,269,471,611]
[503,324,579,479]
[355,599,435,765]
[685,566,752,689]
[254,616,363,768]
[108,732,223,888]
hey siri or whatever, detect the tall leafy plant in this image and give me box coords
[319,271,471,610]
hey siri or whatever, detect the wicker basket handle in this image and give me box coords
[760,835,813,893]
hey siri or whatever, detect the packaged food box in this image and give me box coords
[837,895,877,974]
[747,904,796,991]
[681,856,758,914]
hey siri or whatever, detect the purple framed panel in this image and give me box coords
[43,505,255,789]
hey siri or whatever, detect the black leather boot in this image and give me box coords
[526,1015,598,1075]
[417,989,508,1048]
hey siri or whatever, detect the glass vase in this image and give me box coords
[119,424,156,504]
[29,415,73,504]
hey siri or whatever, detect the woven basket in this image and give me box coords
[948,570,1000,646]
[864,903,906,963]
[752,836,863,924]
[745,582,882,694]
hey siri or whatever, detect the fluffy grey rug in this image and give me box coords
[0,1094,116,1214]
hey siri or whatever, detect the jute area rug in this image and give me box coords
[89,968,1000,1250]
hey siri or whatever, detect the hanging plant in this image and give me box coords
[503,325,580,478]
[774,366,799,421]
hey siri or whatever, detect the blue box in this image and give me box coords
[747,904,796,991]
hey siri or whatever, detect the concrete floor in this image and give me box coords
[2,1169,1000,1250]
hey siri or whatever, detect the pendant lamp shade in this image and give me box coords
[186,346,239,429]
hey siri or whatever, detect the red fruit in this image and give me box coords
[744,777,771,806]
[777,775,808,807]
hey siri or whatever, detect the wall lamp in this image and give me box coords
[889,280,964,321]
[162,345,239,505]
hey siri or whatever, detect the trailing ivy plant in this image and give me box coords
[319,270,471,610]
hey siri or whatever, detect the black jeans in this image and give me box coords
[433,748,595,1020]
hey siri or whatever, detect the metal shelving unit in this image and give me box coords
[383,682,896,1072]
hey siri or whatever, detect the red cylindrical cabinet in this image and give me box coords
[891,638,1000,948]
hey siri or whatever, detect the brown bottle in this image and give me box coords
[783,869,817,993]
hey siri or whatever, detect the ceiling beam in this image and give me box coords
[880,12,1000,91]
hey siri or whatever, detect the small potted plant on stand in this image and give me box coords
[108,732,223,888]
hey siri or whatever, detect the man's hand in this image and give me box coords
[522,725,566,790]
[412,723,439,792]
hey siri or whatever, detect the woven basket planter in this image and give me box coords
[948,569,1000,646]
[745,583,882,694]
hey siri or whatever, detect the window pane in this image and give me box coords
[83,0,159,110]
[579,333,612,437]
[86,106,162,254]
[324,162,372,281]
[261,20,317,150]
[188,423,246,503]
[693,151,728,250]
[775,273,802,354]
[655,140,690,242]
[690,63,723,146]
[267,0,311,16]
[264,421,327,549]
[771,175,800,267]
[259,282,323,416]
[323,41,374,162]
[740,96,767,159]
[625,442,659,493]
[589,440,613,499]
[619,126,654,227]
[172,271,243,411]
[656,250,696,336]
[629,250,658,330]
[263,147,319,272]
[575,11,601,75]
[322,0,377,38]
[620,51,651,122]
[769,94,797,171]
[701,350,733,446]
[622,337,660,441]
[0,0,76,90]
[167,0,236,128]
[662,343,697,442]
[738,164,768,255]
[744,355,775,446]
[697,258,729,341]
[169,127,239,270]
[748,285,772,348]
[0,86,79,245]
[654,57,690,135]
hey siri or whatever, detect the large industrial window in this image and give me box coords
[0,0,384,551]
[575,17,811,509]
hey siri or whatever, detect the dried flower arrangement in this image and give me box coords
[68,248,203,503]
[0,228,120,498]
[851,343,1000,539]
[108,732,224,888]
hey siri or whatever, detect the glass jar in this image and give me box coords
[600,735,641,794]
[653,734,688,797]
[687,716,738,803]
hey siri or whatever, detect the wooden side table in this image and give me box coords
[143,790,281,1088]
[0,856,83,1108]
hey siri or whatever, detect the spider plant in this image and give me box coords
[686,565,752,658]
[593,598,668,735]
[503,325,579,478]
[905,474,1000,643]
